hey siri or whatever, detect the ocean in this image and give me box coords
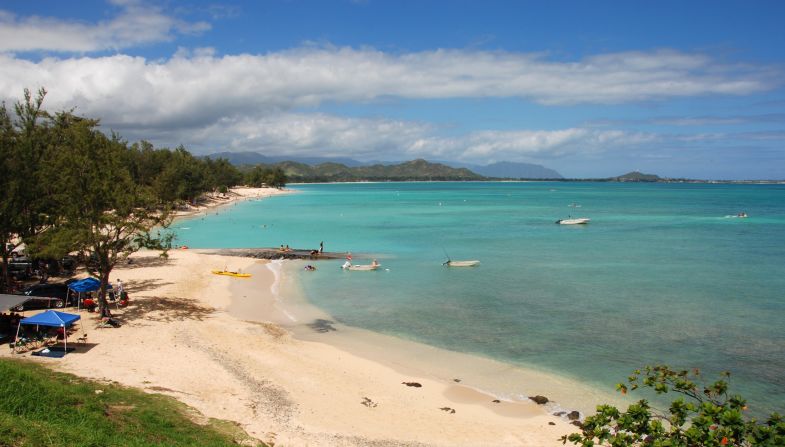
[171,182,785,415]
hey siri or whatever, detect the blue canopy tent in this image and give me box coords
[68,277,111,292]
[68,277,112,309]
[15,310,82,355]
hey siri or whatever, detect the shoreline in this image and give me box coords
[2,248,587,445]
[2,187,607,445]
[230,260,624,415]
[172,186,294,222]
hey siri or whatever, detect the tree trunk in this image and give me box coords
[97,254,112,313]
[0,251,9,293]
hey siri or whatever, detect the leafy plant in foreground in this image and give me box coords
[562,364,784,446]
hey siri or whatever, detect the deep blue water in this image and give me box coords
[172,182,785,414]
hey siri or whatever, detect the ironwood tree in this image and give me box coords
[0,89,51,292]
[562,364,784,447]
[37,111,174,311]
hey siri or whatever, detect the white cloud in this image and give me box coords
[403,128,656,163]
[197,113,433,159]
[167,112,654,164]
[0,47,777,127]
[0,1,209,53]
[0,45,779,165]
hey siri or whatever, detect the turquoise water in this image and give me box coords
[172,182,785,415]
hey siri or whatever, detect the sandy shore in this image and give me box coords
[174,186,293,220]
[3,250,577,446]
[2,187,582,446]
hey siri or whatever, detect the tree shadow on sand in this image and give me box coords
[120,296,214,323]
[118,255,172,270]
[123,278,174,294]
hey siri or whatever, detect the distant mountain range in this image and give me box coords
[205,151,563,179]
[450,161,562,179]
[259,159,482,182]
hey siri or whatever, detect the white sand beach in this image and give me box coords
[174,186,293,219]
[2,187,582,446]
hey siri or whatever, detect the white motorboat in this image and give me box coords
[555,217,591,225]
[347,264,380,271]
[443,260,480,267]
[343,260,381,271]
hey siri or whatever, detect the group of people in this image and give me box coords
[80,279,129,315]
[282,241,327,259]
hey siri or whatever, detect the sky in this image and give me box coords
[1,0,784,179]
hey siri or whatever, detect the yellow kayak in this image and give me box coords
[211,270,251,278]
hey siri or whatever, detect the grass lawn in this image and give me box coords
[0,359,265,447]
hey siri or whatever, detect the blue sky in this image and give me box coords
[1,0,784,179]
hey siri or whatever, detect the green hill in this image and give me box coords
[613,171,661,182]
[250,158,484,182]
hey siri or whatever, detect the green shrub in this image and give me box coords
[562,364,784,447]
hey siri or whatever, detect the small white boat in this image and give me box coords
[347,264,380,271]
[555,217,590,225]
[444,260,480,267]
[343,260,381,271]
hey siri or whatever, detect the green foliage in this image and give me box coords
[562,365,785,447]
[244,165,287,188]
[0,359,264,446]
[204,157,243,191]
[1,88,246,294]
[35,111,176,308]
[0,88,51,291]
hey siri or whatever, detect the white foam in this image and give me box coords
[266,260,297,322]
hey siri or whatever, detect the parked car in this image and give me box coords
[7,259,33,280]
[60,255,77,274]
[12,283,70,311]
[32,256,78,276]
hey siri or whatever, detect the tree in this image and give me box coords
[0,89,51,292]
[244,165,287,188]
[0,102,17,291]
[562,364,784,447]
[151,146,210,204]
[264,167,287,189]
[204,157,242,192]
[39,112,173,311]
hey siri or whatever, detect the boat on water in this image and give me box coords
[443,260,480,267]
[346,264,380,271]
[211,270,251,278]
[555,217,591,225]
[343,259,381,271]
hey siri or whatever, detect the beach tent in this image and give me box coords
[14,310,81,356]
[68,277,110,293]
[68,278,111,309]
[0,293,28,313]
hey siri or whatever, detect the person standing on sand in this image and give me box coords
[117,279,125,301]
[319,241,324,253]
